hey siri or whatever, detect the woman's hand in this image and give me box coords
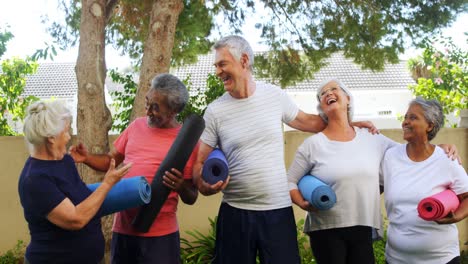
[435,211,460,224]
[438,144,461,163]
[351,121,379,134]
[290,189,318,212]
[297,199,318,212]
[436,192,468,224]
[103,159,132,186]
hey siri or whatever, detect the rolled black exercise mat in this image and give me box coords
[202,148,229,185]
[132,114,205,232]
[87,176,151,217]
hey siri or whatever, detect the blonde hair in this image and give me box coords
[23,100,72,146]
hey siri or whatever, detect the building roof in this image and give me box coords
[23,62,77,98]
[19,52,415,99]
[171,52,415,92]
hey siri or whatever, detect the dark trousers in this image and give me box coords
[309,225,375,264]
[212,203,301,264]
[111,231,181,264]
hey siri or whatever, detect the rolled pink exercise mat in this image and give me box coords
[417,189,460,221]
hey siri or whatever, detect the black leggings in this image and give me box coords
[309,225,374,264]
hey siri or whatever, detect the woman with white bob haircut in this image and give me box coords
[18,100,132,264]
[287,79,459,264]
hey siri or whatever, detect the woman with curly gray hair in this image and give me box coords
[382,98,468,264]
[18,100,132,264]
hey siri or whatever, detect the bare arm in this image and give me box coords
[70,143,125,172]
[193,142,229,196]
[287,110,326,133]
[351,120,379,134]
[436,192,468,224]
[46,159,132,230]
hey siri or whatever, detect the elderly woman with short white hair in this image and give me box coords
[287,79,458,264]
[382,98,468,264]
[18,100,132,264]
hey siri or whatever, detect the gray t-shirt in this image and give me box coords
[288,128,396,232]
[201,82,299,210]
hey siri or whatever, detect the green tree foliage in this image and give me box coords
[108,69,137,133]
[0,28,39,136]
[0,27,13,57]
[49,0,215,68]
[254,0,467,87]
[109,71,224,133]
[408,34,467,122]
[177,73,225,122]
[48,1,467,87]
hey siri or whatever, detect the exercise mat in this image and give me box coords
[202,148,229,185]
[298,175,337,210]
[87,176,151,217]
[132,114,205,232]
[417,189,460,221]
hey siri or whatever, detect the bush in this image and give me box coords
[0,240,25,264]
[373,230,387,264]
[180,217,216,264]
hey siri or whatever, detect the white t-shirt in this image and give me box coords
[382,145,468,264]
[287,128,396,232]
[201,82,299,210]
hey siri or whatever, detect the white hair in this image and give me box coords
[213,35,254,71]
[409,97,444,141]
[316,78,354,123]
[23,100,72,147]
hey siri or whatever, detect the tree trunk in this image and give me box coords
[130,0,184,121]
[75,0,113,262]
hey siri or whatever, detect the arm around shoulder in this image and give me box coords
[288,110,326,133]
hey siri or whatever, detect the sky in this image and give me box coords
[0,0,467,69]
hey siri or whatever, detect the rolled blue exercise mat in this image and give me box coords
[202,148,229,185]
[87,176,152,217]
[298,175,337,210]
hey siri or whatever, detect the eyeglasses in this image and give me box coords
[319,86,340,100]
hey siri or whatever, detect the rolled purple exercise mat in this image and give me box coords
[202,149,229,185]
[132,114,205,233]
[417,189,460,221]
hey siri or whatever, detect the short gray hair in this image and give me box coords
[150,73,188,113]
[23,100,72,146]
[409,97,444,141]
[213,35,254,71]
[316,78,354,123]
